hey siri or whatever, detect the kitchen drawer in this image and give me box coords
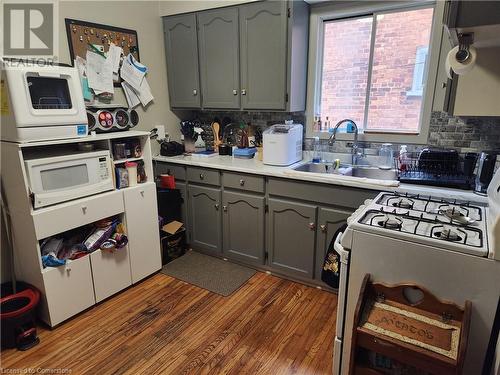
[155,162,186,180]
[222,172,264,193]
[268,177,377,209]
[42,256,95,326]
[33,190,124,240]
[187,167,220,186]
[90,246,132,303]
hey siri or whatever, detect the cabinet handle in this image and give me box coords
[66,267,72,274]
[215,203,219,210]
[140,190,145,197]
[81,206,87,214]
[239,179,245,186]
[309,222,316,231]
[233,89,238,95]
[193,89,198,96]
[223,205,227,212]
[320,224,327,233]
[442,82,447,89]
[241,89,246,95]
[199,173,204,180]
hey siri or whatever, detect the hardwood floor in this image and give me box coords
[1,272,338,375]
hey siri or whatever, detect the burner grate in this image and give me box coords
[376,192,483,222]
[359,207,483,248]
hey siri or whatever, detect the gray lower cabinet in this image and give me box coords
[163,14,201,108]
[188,185,222,255]
[315,207,351,284]
[267,198,317,278]
[222,191,265,265]
[239,1,288,110]
[198,8,240,109]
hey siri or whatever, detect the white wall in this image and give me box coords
[58,1,184,143]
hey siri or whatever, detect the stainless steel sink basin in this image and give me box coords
[351,166,398,180]
[293,162,398,181]
[293,162,340,173]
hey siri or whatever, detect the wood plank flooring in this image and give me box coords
[1,272,338,375]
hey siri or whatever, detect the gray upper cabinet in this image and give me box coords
[198,8,240,109]
[222,191,265,265]
[162,1,308,111]
[267,198,317,279]
[188,185,222,255]
[315,208,350,284]
[239,1,288,110]
[163,14,201,108]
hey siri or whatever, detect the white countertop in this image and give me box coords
[153,154,488,204]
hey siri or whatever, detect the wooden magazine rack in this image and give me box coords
[350,275,471,375]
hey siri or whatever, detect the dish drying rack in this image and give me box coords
[395,152,476,190]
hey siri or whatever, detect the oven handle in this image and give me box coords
[333,231,349,264]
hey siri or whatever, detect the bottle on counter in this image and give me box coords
[312,136,321,163]
[398,145,409,172]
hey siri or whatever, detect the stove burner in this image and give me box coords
[434,229,463,242]
[392,198,414,209]
[377,216,403,229]
[440,206,466,219]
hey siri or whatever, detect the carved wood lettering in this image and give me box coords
[367,307,454,351]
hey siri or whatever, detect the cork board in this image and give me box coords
[65,18,140,84]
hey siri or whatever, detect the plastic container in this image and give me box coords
[378,143,394,170]
[312,136,321,163]
[125,161,138,187]
[398,145,409,172]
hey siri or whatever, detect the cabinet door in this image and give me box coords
[189,185,222,255]
[433,28,454,112]
[90,247,132,303]
[123,183,162,283]
[315,207,350,283]
[163,14,201,108]
[198,8,240,109]
[240,1,287,110]
[267,198,317,278]
[42,256,95,327]
[222,191,265,264]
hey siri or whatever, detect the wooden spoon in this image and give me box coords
[211,122,221,152]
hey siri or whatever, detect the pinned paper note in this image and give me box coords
[107,43,123,74]
[121,81,140,108]
[86,50,114,94]
[120,54,146,92]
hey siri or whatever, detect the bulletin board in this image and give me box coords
[65,18,140,84]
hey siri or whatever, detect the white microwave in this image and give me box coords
[24,150,114,209]
[1,63,88,143]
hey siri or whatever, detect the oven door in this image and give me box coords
[6,66,87,127]
[26,153,113,208]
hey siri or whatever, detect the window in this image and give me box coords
[313,5,435,135]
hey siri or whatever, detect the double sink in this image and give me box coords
[293,161,398,181]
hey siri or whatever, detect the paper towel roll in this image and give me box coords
[445,45,477,78]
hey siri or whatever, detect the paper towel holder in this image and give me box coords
[456,33,474,63]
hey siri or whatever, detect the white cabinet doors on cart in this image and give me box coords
[123,183,162,283]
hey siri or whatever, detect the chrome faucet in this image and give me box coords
[327,119,363,165]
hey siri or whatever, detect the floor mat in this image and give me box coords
[160,251,256,296]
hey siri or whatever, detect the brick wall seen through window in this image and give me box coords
[317,7,434,134]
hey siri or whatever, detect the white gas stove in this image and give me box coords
[346,191,489,257]
[333,169,500,375]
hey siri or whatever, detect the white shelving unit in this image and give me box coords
[1,131,161,327]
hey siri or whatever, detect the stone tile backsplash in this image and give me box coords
[187,110,499,156]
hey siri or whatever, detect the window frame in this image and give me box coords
[305,0,444,144]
